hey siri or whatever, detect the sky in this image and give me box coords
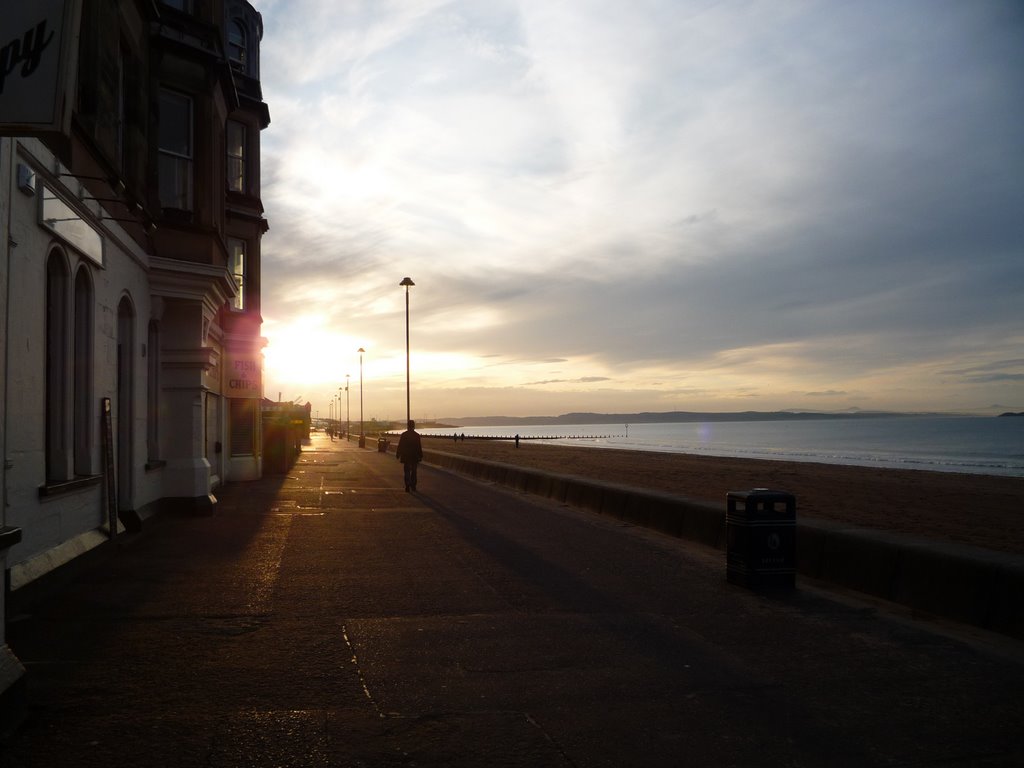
[255,0,1024,422]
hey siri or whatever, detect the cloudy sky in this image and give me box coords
[255,0,1023,421]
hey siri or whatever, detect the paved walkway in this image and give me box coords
[2,433,1023,767]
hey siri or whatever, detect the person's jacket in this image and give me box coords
[396,430,423,464]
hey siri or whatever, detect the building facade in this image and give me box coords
[0,0,270,718]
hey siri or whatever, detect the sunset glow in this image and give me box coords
[261,317,362,391]
[257,0,1024,421]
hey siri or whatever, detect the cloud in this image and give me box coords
[257,0,1024,417]
[965,374,1024,384]
[944,360,1024,376]
[525,377,612,386]
[940,359,1024,385]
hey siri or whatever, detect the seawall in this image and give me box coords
[422,448,1024,641]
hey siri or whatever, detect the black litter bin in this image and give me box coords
[726,489,796,589]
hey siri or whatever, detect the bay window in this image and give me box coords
[229,238,246,311]
[227,120,246,193]
[158,89,193,210]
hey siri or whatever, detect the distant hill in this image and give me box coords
[998,412,1024,417]
[438,410,959,427]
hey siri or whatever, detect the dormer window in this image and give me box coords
[228,20,246,72]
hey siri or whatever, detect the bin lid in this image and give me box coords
[727,488,795,502]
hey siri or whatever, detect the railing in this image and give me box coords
[402,433,627,442]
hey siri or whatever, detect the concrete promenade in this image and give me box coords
[2,433,1023,766]
[418,445,1024,640]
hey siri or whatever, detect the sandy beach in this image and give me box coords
[422,436,1024,555]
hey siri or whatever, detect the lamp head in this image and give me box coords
[400,277,415,287]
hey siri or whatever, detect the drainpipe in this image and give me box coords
[2,138,10,532]
[2,136,24,570]
[2,137,19,538]
[0,138,25,719]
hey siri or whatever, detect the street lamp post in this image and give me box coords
[399,277,415,425]
[345,374,350,440]
[358,347,366,448]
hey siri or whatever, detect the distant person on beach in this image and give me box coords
[396,420,424,492]
[515,434,520,448]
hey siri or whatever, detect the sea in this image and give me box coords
[419,416,1024,478]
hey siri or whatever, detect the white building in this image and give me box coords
[0,0,270,723]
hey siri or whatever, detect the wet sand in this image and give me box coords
[422,436,1024,555]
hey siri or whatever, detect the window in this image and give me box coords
[74,268,94,476]
[227,120,246,193]
[115,38,128,170]
[228,238,246,311]
[230,399,256,456]
[158,89,193,210]
[228,20,246,71]
[46,250,70,482]
[147,321,160,461]
[117,297,135,510]
[46,250,100,484]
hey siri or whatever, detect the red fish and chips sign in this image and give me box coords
[225,353,262,399]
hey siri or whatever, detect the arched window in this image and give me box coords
[46,249,70,482]
[117,297,135,510]
[74,267,95,475]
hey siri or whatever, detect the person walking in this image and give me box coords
[396,420,424,492]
